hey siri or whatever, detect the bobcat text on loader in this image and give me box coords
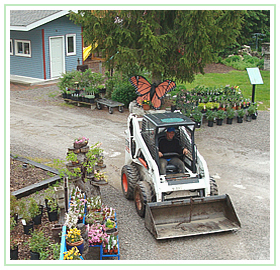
[121,112,241,240]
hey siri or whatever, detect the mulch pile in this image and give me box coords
[10,158,55,192]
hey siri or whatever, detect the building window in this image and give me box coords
[10,39,13,55]
[66,34,76,56]
[15,40,31,57]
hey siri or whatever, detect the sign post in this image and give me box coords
[246,67,263,103]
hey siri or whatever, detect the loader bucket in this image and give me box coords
[145,194,241,240]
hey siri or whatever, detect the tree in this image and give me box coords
[70,10,245,83]
[238,10,270,50]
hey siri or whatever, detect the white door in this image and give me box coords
[49,36,65,78]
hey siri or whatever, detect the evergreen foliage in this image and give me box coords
[70,10,245,83]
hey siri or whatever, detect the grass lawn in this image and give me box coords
[174,70,270,111]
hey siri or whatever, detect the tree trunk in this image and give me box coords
[152,71,162,85]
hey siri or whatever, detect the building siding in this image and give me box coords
[10,28,44,79]
[10,15,82,80]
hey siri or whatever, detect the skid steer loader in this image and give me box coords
[121,112,241,239]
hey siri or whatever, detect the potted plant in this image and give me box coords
[141,100,151,110]
[103,206,116,220]
[248,104,258,120]
[28,229,50,260]
[206,110,216,127]
[97,84,106,94]
[66,228,84,255]
[64,208,79,229]
[45,196,59,222]
[86,196,102,213]
[88,224,107,246]
[67,151,79,165]
[10,217,18,260]
[28,197,43,225]
[74,136,89,149]
[18,199,34,235]
[226,107,235,124]
[237,109,245,123]
[10,195,19,223]
[93,170,108,183]
[63,246,82,260]
[191,108,203,128]
[216,110,226,126]
[104,218,118,236]
[198,103,206,113]
[246,105,256,122]
[103,234,118,254]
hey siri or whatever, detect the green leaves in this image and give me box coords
[70,10,244,83]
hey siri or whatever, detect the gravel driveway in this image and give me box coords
[9,84,272,263]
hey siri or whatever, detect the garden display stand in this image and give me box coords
[59,196,120,260]
[64,98,96,110]
[89,212,120,260]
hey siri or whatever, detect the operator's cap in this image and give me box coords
[167,127,175,132]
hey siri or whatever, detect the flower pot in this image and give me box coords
[216,119,223,126]
[246,115,252,122]
[10,246,18,260]
[52,224,63,243]
[207,120,214,127]
[226,118,233,124]
[195,121,201,128]
[142,104,150,110]
[66,239,84,255]
[47,210,58,222]
[23,221,34,235]
[30,250,40,260]
[33,214,42,225]
[105,227,118,236]
[237,116,243,123]
[252,113,258,120]
[74,141,88,149]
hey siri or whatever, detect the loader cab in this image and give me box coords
[141,112,197,174]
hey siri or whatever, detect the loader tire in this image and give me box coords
[210,176,219,196]
[121,164,140,200]
[134,181,153,218]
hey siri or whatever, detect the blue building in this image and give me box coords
[10,10,83,81]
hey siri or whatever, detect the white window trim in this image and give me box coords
[10,39,13,55]
[66,34,76,56]
[15,39,31,57]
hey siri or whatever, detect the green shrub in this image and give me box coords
[222,54,264,71]
[57,69,105,92]
[225,55,241,63]
[57,70,78,91]
[111,81,137,108]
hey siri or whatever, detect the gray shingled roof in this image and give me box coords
[10,10,62,27]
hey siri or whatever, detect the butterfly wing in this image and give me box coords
[152,80,176,109]
[129,75,151,96]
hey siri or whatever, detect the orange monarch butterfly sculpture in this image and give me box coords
[129,75,176,109]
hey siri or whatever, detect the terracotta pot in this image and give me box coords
[142,104,150,110]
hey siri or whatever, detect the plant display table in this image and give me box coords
[59,192,120,260]
[96,98,124,114]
